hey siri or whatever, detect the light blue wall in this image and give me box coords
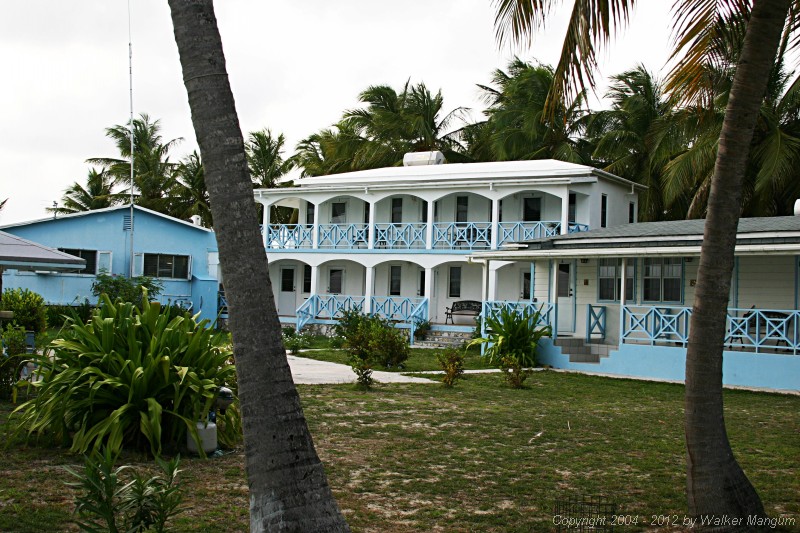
[1,207,220,323]
[538,339,799,392]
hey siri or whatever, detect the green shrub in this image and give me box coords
[1,288,47,333]
[91,272,163,307]
[437,349,465,388]
[333,309,409,370]
[0,325,27,401]
[282,330,310,354]
[468,306,552,389]
[64,447,184,533]
[46,300,94,327]
[10,294,236,457]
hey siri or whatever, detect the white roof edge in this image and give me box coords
[257,159,642,192]
[469,243,800,260]
[0,204,214,233]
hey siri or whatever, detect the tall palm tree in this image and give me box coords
[494,0,795,522]
[171,151,213,227]
[588,65,686,221]
[167,1,349,530]
[246,129,296,223]
[88,114,182,214]
[294,81,468,176]
[480,58,592,163]
[246,129,295,188]
[47,168,117,215]
[660,16,800,219]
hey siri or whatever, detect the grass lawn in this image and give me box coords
[1,372,798,532]
[296,345,497,372]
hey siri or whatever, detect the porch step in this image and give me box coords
[414,330,473,349]
[555,337,615,364]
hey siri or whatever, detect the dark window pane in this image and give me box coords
[523,197,541,222]
[599,278,616,301]
[143,254,159,277]
[629,202,635,223]
[557,263,570,298]
[663,278,681,302]
[173,255,189,279]
[158,256,174,278]
[59,248,97,274]
[303,265,312,293]
[456,196,468,223]
[643,279,661,302]
[331,202,346,223]
[601,195,608,228]
[448,267,461,298]
[522,272,531,299]
[306,202,315,227]
[391,198,402,224]
[281,268,294,292]
[389,265,401,296]
[329,269,343,294]
[568,193,576,223]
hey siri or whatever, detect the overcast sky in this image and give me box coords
[0,1,672,226]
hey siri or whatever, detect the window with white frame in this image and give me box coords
[303,265,312,293]
[59,248,112,275]
[598,259,635,301]
[642,258,682,302]
[142,254,191,279]
[448,266,461,298]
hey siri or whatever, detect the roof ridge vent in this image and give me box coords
[403,151,445,166]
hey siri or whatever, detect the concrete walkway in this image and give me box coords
[287,355,435,385]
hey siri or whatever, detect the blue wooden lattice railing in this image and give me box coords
[266,224,314,248]
[621,305,800,354]
[374,223,426,249]
[586,305,606,342]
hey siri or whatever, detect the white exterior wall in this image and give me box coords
[737,255,796,310]
[373,262,424,298]
[432,262,483,324]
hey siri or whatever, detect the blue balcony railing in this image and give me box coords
[433,222,491,249]
[621,305,800,354]
[266,224,313,249]
[265,219,591,251]
[318,223,369,249]
[296,294,366,330]
[371,296,427,322]
[374,223,426,249]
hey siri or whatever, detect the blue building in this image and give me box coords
[1,205,221,323]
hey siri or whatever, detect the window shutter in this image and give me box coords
[132,253,144,277]
[186,255,193,280]
[96,251,112,274]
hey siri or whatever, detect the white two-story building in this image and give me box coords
[255,154,641,335]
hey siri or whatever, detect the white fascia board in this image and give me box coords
[469,243,800,261]
[550,231,800,247]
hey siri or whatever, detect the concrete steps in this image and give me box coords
[413,330,474,349]
[554,337,615,364]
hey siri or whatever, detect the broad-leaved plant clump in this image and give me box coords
[10,293,237,457]
[469,306,551,388]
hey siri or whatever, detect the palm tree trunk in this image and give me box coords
[685,0,790,524]
[167,2,350,531]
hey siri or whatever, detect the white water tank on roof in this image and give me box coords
[794,199,800,216]
[403,151,445,166]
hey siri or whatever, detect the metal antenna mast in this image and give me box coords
[127,0,135,278]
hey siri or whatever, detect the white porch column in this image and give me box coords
[490,198,500,249]
[551,260,558,302]
[487,263,499,301]
[312,203,320,249]
[367,200,376,249]
[620,257,628,305]
[424,267,434,320]
[261,201,270,247]
[425,200,435,249]
[364,265,375,313]
[560,190,569,235]
[310,265,319,295]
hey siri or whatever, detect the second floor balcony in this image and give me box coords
[265,220,590,252]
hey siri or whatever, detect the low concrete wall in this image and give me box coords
[537,339,799,392]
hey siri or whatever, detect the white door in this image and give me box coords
[556,261,575,332]
[278,267,296,315]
